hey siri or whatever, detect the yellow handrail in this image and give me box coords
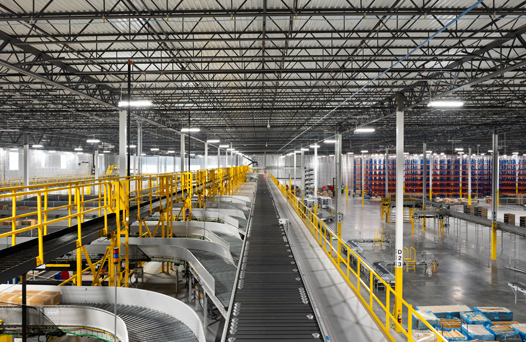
[269,173,446,342]
[0,166,250,287]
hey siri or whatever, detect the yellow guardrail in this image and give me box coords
[270,173,446,342]
[0,166,249,288]
[0,174,115,189]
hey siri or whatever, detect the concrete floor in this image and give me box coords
[328,195,526,323]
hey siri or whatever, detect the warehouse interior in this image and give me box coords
[0,0,526,341]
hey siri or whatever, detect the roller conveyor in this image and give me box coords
[226,175,322,341]
[71,303,198,342]
[0,187,185,283]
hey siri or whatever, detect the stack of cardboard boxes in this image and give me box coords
[0,290,60,306]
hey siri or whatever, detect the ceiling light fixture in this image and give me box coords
[347,152,354,154]
[118,100,152,107]
[207,139,220,143]
[103,150,111,153]
[354,127,375,133]
[427,101,464,107]
[33,144,43,148]
[181,127,200,132]
[455,148,464,151]
[87,138,100,143]
[361,150,368,153]
[151,148,159,151]
[167,150,175,153]
[324,139,336,143]
[219,144,229,148]
[309,144,320,148]
[74,147,82,151]
[301,148,309,151]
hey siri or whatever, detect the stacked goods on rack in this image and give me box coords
[441,329,467,341]
[460,324,495,341]
[474,307,513,321]
[459,311,491,325]
[440,318,462,330]
[0,289,61,305]
[416,305,471,319]
[411,330,437,342]
[486,324,521,341]
[504,213,516,225]
[511,323,526,341]
[412,310,440,330]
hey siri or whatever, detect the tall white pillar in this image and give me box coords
[23,134,29,187]
[314,146,318,198]
[423,142,427,205]
[394,98,404,329]
[361,154,365,195]
[491,133,498,260]
[94,150,100,179]
[205,142,208,169]
[180,134,185,172]
[119,110,127,177]
[335,133,342,219]
[301,149,305,194]
[218,147,221,168]
[468,147,472,205]
[137,120,142,175]
[157,155,160,173]
[293,151,297,192]
[385,148,389,196]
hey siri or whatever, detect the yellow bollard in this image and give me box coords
[345,185,348,200]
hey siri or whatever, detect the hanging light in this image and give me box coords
[74,147,82,151]
[181,127,200,132]
[118,100,152,107]
[427,101,464,107]
[354,127,375,133]
[151,148,159,151]
[207,139,220,143]
[309,144,320,148]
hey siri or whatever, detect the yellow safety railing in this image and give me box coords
[0,174,115,189]
[270,173,445,342]
[0,166,250,288]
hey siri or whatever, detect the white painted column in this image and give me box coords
[23,134,29,188]
[157,155,160,174]
[180,134,185,172]
[204,142,208,169]
[385,148,389,196]
[491,133,498,260]
[335,133,342,218]
[94,150,100,179]
[361,154,365,195]
[468,147,472,205]
[218,147,221,168]
[314,145,318,199]
[137,120,142,175]
[429,153,433,199]
[394,101,404,329]
[119,110,127,177]
[293,151,297,192]
[301,149,305,194]
[423,142,427,205]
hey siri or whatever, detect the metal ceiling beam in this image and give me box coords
[0,8,522,21]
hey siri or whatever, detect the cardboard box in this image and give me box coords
[27,295,53,306]
[0,205,9,210]
[39,291,61,305]
[21,219,37,226]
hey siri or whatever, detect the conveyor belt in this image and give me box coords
[226,175,322,341]
[71,303,198,342]
[0,188,186,284]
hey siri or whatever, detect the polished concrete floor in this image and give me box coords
[328,195,526,323]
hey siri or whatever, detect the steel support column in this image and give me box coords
[423,142,427,231]
[137,120,142,175]
[491,133,498,260]
[204,142,208,170]
[335,133,342,220]
[314,145,318,199]
[301,148,305,195]
[23,134,29,188]
[180,134,185,172]
[385,148,389,197]
[468,148,472,205]
[94,150,99,179]
[361,153,365,206]
[119,110,127,178]
[293,151,297,195]
[218,147,221,168]
[394,97,404,332]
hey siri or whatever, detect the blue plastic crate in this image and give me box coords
[474,307,513,321]
[459,311,492,326]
